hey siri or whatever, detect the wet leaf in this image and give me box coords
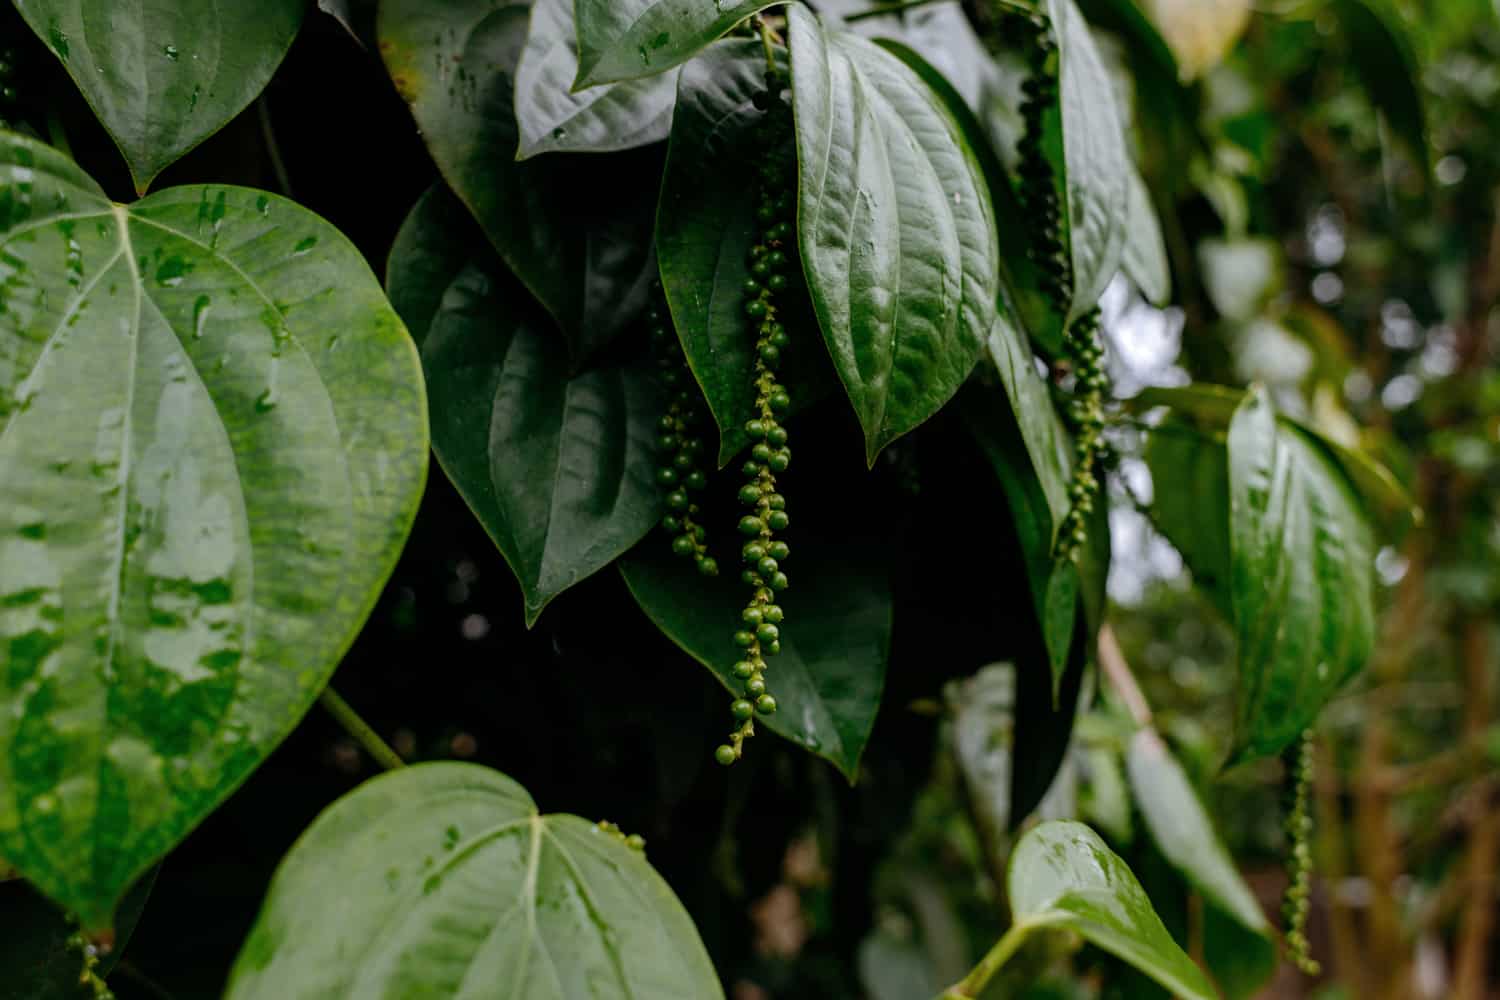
[226,763,722,999]
[572,0,781,88]
[14,0,303,193]
[789,4,998,463]
[0,133,428,928]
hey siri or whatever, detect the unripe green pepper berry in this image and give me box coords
[666,490,689,510]
[672,534,695,557]
[768,541,790,560]
[757,556,779,578]
[715,745,737,766]
[763,604,784,624]
[739,515,764,536]
[756,623,780,644]
[732,699,755,720]
[767,510,790,531]
[746,677,767,697]
[770,571,790,591]
[739,484,763,505]
[733,630,755,648]
[733,660,756,679]
[743,541,767,562]
[756,694,778,715]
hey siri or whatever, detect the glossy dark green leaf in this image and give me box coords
[1143,417,1233,620]
[1006,821,1216,1000]
[961,379,1076,687]
[1334,0,1429,175]
[1122,165,1170,305]
[656,39,831,465]
[789,4,998,464]
[1049,0,1131,320]
[1227,387,1375,763]
[14,0,303,194]
[226,763,723,1000]
[389,187,659,626]
[620,536,891,779]
[0,868,153,1000]
[514,0,679,158]
[318,0,377,47]
[379,0,658,366]
[572,0,781,88]
[0,133,428,929]
[1126,729,1268,933]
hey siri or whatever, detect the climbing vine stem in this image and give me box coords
[317,687,406,772]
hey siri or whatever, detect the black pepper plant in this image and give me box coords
[0,0,1416,997]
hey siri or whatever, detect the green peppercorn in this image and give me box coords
[756,694,777,715]
[672,535,695,557]
[757,556,779,578]
[732,699,755,721]
[745,300,767,319]
[739,484,763,505]
[733,630,755,648]
[767,449,790,472]
[746,677,767,697]
[698,556,719,576]
[743,541,767,562]
[715,744,737,766]
[751,442,772,463]
[756,623,779,644]
[767,426,788,446]
[770,571,789,591]
[739,515,764,536]
[763,604,784,624]
[742,607,764,625]
[657,467,679,487]
[733,660,756,679]
[745,419,766,438]
[666,490,689,510]
[767,510,789,531]
[685,471,707,491]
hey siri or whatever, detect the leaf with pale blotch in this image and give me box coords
[514,0,679,158]
[0,133,428,930]
[226,763,723,1000]
[1140,0,1252,80]
[789,5,998,464]
[389,186,660,626]
[572,0,782,88]
[14,0,303,193]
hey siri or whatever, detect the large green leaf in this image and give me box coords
[14,0,303,194]
[0,868,154,999]
[1005,821,1216,1000]
[0,134,428,928]
[389,186,659,626]
[656,38,831,466]
[1126,729,1267,934]
[226,763,723,999]
[620,536,891,779]
[1227,388,1375,762]
[789,4,998,464]
[572,0,782,88]
[379,0,658,366]
[1049,0,1131,320]
[514,0,679,158]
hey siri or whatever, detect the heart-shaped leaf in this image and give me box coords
[789,4,998,464]
[379,0,658,366]
[572,0,782,88]
[1005,821,1216,1000]
[1126,729,1268,933]
[225,763,723,1000]
[0,868,154,1000]
[14,0,303,193]
[620,536,891,780]
[515,0,680,158]
[389,186,660,625]
[656,38,831,465]
[1227,387,1375,762]
[1048,0,1131,320]
[0,133,428,929]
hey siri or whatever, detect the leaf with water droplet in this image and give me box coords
[379,0,660,366]
[620,533,892,781]
[512,0,680,159]
[388,186,660,627]
[789,7,998,465]
[14,1,303,194]
[571,0,781,87]
[225,763,723,999]
[0,132,428,931]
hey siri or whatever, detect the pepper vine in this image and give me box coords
[714,66,797,767]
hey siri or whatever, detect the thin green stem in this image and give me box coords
[45,111,73,159]
[757,15,777,73]
[319,687,405,772]
[941,922,1034,998]
[846,0,955,21]
[257,97,294,198]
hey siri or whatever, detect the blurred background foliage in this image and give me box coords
[4,0,1498,997]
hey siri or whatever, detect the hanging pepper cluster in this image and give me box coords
[992,0,1107,563]
[1282,729,1321,975]
[714,65,797,767]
